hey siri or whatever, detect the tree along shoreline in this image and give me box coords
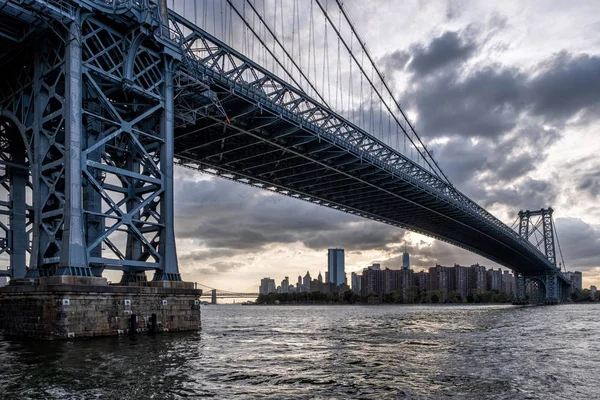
[256,288,515,305]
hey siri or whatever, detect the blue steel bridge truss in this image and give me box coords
[165,11,559,277]
[0,0,567,294]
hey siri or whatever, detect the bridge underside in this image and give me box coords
[174,92,549,276]
[0,0,566,289]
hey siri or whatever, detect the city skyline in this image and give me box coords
[165,0,600,292]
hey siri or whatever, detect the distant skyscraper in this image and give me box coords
[351,272,361,292]
[259,278,276,295]
[303,271,311,292]
[328,249,345,286]
[317,272,323,283]
[298,275,303,292]
[402,243,410,270]
[281,277,289,293]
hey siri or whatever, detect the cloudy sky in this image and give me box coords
[167,0,600,292]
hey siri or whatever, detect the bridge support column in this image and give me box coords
[543,272,560,304]
[514,274,527,304]
[58,17,91,277]
[211,289,217,305]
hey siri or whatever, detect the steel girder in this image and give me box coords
[0,0,181,280]
[165,11,557,275]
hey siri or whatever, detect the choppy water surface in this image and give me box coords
[1,304,599,399]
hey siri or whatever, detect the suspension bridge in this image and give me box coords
[0,0,574,336]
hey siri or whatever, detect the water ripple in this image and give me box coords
[0,304,599,399]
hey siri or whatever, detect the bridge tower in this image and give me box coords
[0,0,182,282]
[0,0,201,339]
[514,208,563,304]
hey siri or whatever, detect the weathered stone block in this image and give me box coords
[0,279,202,340]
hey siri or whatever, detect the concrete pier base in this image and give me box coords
[0,277,202,340]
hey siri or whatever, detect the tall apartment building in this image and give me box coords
[565,271,583,291]
[361,266,385,296]
[486,268,502,292]
[428,265,450,292]
[502,270,514,294]
[415,271,428,291]
[351,272,361,292]
[470,264,487,294]
[361,267,414,301]
[451,264,470,298]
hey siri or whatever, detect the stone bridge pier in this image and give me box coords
[514,272,570,305]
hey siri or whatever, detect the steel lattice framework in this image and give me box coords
[0,0,568,289]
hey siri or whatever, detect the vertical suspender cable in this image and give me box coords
[333,0,452,185]
[233,0,330,108]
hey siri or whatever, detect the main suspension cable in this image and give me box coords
[332,0,452,184]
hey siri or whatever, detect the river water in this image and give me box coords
[0,304,598,399]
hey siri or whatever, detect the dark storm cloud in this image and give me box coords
[375,27,600,216]
[406,31,477,77]
[191,261,246,276]
[554,218,600,269]
[179,248,247,261]
[527,52,600,122]
[482,178,559,210]
[174,175,403,253]
[372,237,501,271]
[406,66,525,139]
[562,157,600,199]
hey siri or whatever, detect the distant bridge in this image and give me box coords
[199,288,258,304]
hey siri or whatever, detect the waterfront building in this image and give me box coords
[328,248,346,285]
[486,268,502,292]
[351,272,361,292]
[259,278,277,295]
[502,270,514,294]
[591,285,597,300]
[361,267,414,301]
[0,277,8,288]
[415,271,428,291]
[297,275,303,292]
[470,264,487,294]
[565,271,583,291]
[310,278,324,293]
[281,277,289,293]
[428,265,450,292]
[303,271,312,292]
[451,264,470,298]
[317,272,323,283]
[361,265,385,296]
